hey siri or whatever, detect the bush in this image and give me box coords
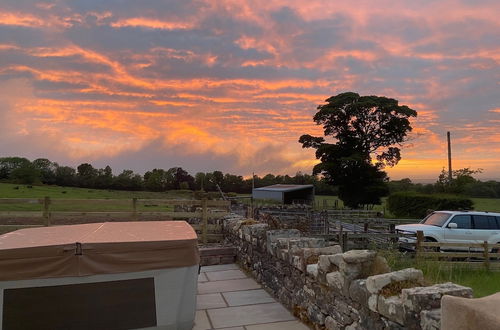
[463,182,499,198]
[387,192,473,218]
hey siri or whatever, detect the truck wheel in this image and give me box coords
[424,237,440,252]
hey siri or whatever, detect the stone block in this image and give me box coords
[349,280,369,307]
[343,250,377,264]
[402,282,473,313]
[318,255,337,273]
[377,295,405,325]
[368,295,378,312]
[330,253,345,267]
[420,309,440,330]
[249,223,269,237]
[366,268,424,294]
[266,229,301,255]
[324,316,339,330]
[306,264,319,278]
[326,271,345,293]
[340,261,363,281]
[345,321,361,330]
[292,255,303,271]
[307,304,325,325]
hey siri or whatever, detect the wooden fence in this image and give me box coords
[0,198,231,244]
[415,231,500,271]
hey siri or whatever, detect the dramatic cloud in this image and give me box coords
[0,0,499,180]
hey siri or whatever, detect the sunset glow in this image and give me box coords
[0,0,499,180]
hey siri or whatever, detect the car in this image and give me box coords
[396,211,500,251]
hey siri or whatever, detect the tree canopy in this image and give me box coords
[300,92,417,208]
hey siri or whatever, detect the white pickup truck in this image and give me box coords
[396,211,500,251]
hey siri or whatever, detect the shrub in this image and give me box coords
[387,192,473,218]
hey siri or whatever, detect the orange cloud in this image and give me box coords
[110,18,195,30]
[1,0,498,178]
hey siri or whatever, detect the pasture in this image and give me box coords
[314,195,500,215]
[0,183,193,211]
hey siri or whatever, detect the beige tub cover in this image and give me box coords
[0,221,199,281]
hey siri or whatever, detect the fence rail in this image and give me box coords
[0,197,231,244]
[415,231,500,271]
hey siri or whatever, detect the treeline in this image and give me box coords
[0,157,337,195]
[388,168,500,198]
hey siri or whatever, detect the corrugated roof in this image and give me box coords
[253,184,314,192]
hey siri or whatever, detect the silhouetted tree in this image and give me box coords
[144,169,169,191]
[299,92,416,208]
[113,170,143,191]
[32,158,58,184]
[55,166,77,186]
[95,165,113,188]
[0,157,31,179]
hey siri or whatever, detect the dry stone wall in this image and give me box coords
[222,214,473,330]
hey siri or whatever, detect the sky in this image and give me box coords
[0,0,499,181]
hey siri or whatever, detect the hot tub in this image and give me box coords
[0,221,199,330]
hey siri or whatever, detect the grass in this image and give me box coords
[380,249,500,297]
[314,195,500,216]
[0,182,193,199]
[470,198,500,212]
[0,183,194,211]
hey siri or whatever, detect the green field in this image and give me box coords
[314,195,500,215]
[0,183,194,211]
[0,182,194,199]
[2,183,498,214]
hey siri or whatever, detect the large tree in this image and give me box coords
[299,92,417,208]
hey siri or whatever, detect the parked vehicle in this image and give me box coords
[396,211,500,251]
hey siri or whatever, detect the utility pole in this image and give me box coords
[250,172,255,219]
[447,131,452,182]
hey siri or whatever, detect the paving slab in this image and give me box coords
[198,272,209,283]
[205,269,247,281]
[223,289,276,306]
[198,278,261,294]
[201,264,240,273]
[246,320,311,330]
[215,327,245,330]
[207,302,295,328]
[193,310,211,330]
[197,293,227,310]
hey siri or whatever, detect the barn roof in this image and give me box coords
[252,184,314,192]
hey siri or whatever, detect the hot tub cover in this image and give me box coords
[0,221,199,281]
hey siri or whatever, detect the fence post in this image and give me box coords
[483,241,490,271]
[325,213,329,235]
[342,232,348,252]
[338,224,344,249]
[132,198,138,220]
[323,199,327,210]
[389,224,395,233]
[364,222,368,232]
[43,196,51,226]
[416,230,424,259]
[202,198,208,245]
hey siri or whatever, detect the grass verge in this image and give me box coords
[379,249,500,298]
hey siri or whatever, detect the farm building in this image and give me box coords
[252,184,315,205]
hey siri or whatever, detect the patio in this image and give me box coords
[194,264,310,330]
